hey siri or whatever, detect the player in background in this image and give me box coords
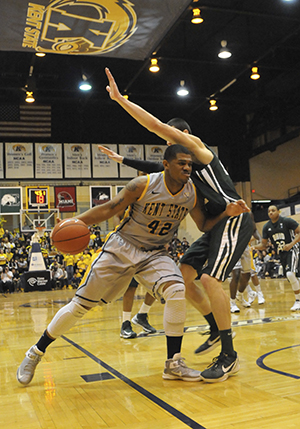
[255,205,300,311]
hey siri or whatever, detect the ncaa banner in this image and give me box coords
[145,145,166,164]
[0,0,191,60]
[119,144,143,178]
[35,143,63,179]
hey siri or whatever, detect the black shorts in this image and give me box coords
[180,212,253,282]
[280,249,299,276]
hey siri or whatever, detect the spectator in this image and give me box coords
[0,266,14,293]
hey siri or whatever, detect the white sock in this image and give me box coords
[246,285,253,294]
[122,311,131,322]
[254,284,262,293]
[139,303,151,314]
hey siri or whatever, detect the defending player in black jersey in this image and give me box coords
[255,205,300,311]
[101,67,254,382]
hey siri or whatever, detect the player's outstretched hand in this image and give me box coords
[105,67,122,101]
[226,200,250,217]
[98,145,124,163]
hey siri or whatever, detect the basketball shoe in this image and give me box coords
[163,353,202,381]
[194,331,220,355]
[236,292,251,307]
[230,299,240,313]
[131,313,156,333]
[17,345,44,385]
[201,352,240,383]
[247,290,257,304]
[120,321,137,338]
[290,300,300,311]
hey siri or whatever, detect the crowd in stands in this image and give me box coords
[253,243,284,279]
[0,225,191,294]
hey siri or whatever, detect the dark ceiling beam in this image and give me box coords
[197,4,300,22]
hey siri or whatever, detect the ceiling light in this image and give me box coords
[25,91,35,103]
[35,52,46,57]
[123,94,129,99]
[218,40,232,59]
[191,8,203,24]
[79,74,92,91]
[209,99,218,111]
[250,66,260,80]
[177,80,189,97]
[149,58,160,73]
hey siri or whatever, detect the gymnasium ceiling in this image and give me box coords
[0,0,300,180]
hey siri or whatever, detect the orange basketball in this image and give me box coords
[51,218,90,255]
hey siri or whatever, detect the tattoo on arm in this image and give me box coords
[110,197,124,210]
[125,176,145,192]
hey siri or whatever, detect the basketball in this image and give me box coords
[51,218,90,255]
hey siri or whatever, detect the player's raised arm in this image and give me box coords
[105,67,212,165]
[76,175,147,226]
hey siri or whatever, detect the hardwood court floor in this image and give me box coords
[1,278,300,429]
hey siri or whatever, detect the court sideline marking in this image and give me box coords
[62,335,206,429]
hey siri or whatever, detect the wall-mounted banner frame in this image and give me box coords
[119,144,144,178]
[0,187,22,214]
[92,144,118,178]
[64,143,91,178]
[0,143,3,179]
[145,145,166,163]
[5,142,34,179]
[55,186,77,212]
[35,143,63,179]
[90,186,112,208]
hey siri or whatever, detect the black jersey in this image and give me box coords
[262,216,299,253]
[123,144,240,216]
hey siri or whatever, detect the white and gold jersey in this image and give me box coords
[116,172,196,251]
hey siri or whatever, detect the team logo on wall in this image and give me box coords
[12,144,26,152]
[23,0,137,55]
[55,186,77,212]
[151,147,163,154]
[40,144,56,153]
[0,187,22,214]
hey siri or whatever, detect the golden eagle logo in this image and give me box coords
[37,0,137,55]
[12,144,26,152]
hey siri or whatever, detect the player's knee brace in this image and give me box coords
[162,283,186,337]
[47,300,89,338]
[286,271,300,291]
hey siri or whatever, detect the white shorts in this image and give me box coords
[73,232,184,308]
[232,246,251,273]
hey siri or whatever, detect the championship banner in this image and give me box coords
[0,187,22,215]
[5,142,34,179]
[0,0,191,60]
[64,143,91,178]
[35,143,63,179]
[145,145,166,164]
[0,143,3,179]
[92,144,118,178]
[119,144,144,178]
[55,186,77,212]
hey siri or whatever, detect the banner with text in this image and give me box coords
[55,186,77,212]
[5,142,34,179]
[92,144,118,178]
[119,145,144,178]
[64,143,91,178]
[0,1,191,60]
[35,143,63,179]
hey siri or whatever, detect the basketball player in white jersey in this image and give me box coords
[17,144,247,385]
[103,67,254,382]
